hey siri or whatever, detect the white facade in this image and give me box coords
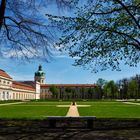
[0,76,13,100]
[0,69,41,101]
[35,81,41,99]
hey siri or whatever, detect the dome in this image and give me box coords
[35,65,45,77]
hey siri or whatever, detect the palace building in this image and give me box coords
[0,65,97,100]
[0,69,40,101]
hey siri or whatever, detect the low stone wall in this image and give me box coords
[0,118,140,129]
[0,119,140,140]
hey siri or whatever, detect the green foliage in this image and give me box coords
[48,0,140,72]
[49,86,59,98]
[95,77,138,99]
[65,87,73,93]
[96,78,106,88]
[128,80,138,98]
[103,80,118,98]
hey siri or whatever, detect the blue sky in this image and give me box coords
[0,1,140,84]
[0,56,140,84]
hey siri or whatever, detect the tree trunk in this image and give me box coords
[0,0,6,30]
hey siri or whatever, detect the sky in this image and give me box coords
[0,1,140,84]
[0,56,140,84]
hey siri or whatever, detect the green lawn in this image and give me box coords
[0,101,70,119]
[0,100,140,119]
[77,101,140,118]
[130,101,140,103]
[0,100,20,104]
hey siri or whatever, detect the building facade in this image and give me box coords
[0,69,40,100]
[40,84,97,100]
[38,66,97,100]
[0,65,97,100]
[0,69,13,100]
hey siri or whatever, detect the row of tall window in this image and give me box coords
[0,92,35,100]
[13,93,35,100]
[0,91,9,100]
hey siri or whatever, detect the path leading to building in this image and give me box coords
[123,102,140,106]
[57,102,91,117]
[66,103,80,117]
[66,103,91,117]
[0,102,25,106]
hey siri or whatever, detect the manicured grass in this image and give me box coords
[0,100,20,104]
[0,100,140,119]
[0,101,71,119]
[21,101,71,105]
[77,101,140,118]
[130,101,140,103]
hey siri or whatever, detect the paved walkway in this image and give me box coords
[0,102,25,106]
[57,102,91,117]
[123,102,140,106]
[66,103,80,117]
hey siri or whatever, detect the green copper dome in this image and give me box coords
[35,65,45,77]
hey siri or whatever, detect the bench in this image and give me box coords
[47,116,96,129]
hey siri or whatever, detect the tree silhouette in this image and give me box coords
[0,0,73,60]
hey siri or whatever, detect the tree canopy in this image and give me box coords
[1,0,140,72]
[48,0,140,72]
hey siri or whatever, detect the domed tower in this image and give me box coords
[34,65,46,84]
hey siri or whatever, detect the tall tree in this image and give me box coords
[104,80,118,99]
[128,79,138,99]
[48,0,140,72]
[96,78,106,98]
[49,86,59,98]
[121,78,129,99]
[96,78,106,88]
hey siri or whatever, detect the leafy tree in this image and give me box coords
[104,80,118,99]
[48,0,140,72]
[134,74,140,98]
[65,87,73,93]
[121,78,129,99]
[87,87,95,99]
[103,83,109,98]
[49,86,59,98]
[94,86,102,99]
[96,78,106,88]
[128,80,138,99]
[64,87,73,99]
[96,78,106,98]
